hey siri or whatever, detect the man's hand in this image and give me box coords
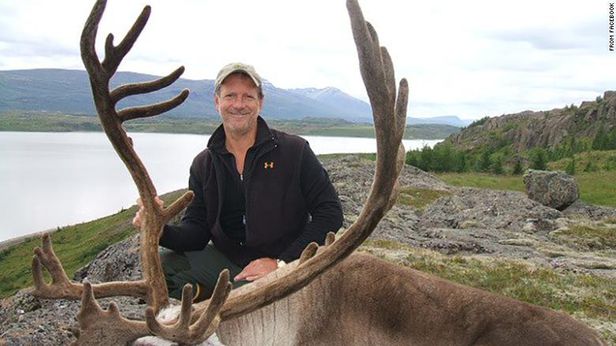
[131,196,164,228]
[234,258,278,282]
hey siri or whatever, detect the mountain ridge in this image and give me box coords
[445,90,616,153]
[0,68,468,126]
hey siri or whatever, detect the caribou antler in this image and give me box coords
[31,0,201,343]
[31,0,407,344]
[193,0,408,321]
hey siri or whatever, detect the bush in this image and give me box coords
[529,148,548,170]
[565,158,576,175]
[512,157,524,175]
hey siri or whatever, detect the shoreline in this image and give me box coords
[0,229,53,251]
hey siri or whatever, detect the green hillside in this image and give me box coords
[0,111,459,140]
[406,91,616,174]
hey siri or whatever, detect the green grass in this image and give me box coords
[436,171,616,207]
[0,209,136,298]
[550,224,616,251]
[573,171,616,206]
[0,190,186,299]
[436,172,525,192]
[549,150,616,173]
[397,187,451,210]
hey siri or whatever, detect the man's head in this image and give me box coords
[214,62,264,139]
[214,62,263,99]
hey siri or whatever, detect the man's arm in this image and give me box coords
[277,143,343,263]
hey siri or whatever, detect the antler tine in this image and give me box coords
[193,0,408,320]
[31,234,149,299]
[110,66,186,105]
[146,270,232,344]
[75,282,151,345]
[325,232,336,246]
[162,190,195,224]
[298,242,318,265]
[101,5,151,76]
[117,88,189,122]
[31,233,81,298]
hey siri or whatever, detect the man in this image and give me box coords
[133,62,343,301]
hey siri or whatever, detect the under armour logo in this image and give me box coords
[264,161,274,169]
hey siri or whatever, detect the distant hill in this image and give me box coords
[0,69,466,127]
[289,87,373,122]
[405,91,616,174]
[445,91,616,152]
[408,115,472,127]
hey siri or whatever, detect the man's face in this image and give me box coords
[214,73,263,138]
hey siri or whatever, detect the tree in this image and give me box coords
[529,148,548,170]
[491,154,504,175]
[512,157,524,175]
[592,126,609,150]
[565,157,576,175]
[477,149,493,172]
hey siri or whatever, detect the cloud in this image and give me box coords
[0,0,614,119]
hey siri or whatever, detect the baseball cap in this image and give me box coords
[214,62,262,91]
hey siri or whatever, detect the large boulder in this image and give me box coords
[523,170,579,210]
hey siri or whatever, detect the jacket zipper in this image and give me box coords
[242,139,277,243]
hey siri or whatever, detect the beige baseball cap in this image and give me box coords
[214,62,262,91]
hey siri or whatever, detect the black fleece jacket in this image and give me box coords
[160,117,343,267]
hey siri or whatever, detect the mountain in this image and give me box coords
[0,69,338,120]
[0,69,465,127]
[288,87,373,122]
[408,116,471,127]
[444,91,616,153]
[289,87,471,126]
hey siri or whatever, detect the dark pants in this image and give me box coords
[160,244,249,300]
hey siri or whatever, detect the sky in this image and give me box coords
[0,0,614,120]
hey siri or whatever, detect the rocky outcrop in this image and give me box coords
[523,170,579,210]
[446,90,616,152]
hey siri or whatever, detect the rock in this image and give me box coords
[563,200,616,219]
[523,170,579,210]
[419,188,562,233]
[73,234,142,283]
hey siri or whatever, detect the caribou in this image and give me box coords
[30,0,606,345]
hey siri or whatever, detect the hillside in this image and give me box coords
[446,91,616,152]
[0,69,467,128]
[0,69,356,120]
[0,111,460,140]
[404,91,616,174]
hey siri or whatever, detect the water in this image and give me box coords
[0,131,440,241]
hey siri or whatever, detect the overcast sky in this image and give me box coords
[1,0,614,120]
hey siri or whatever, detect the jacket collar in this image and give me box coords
[207,116,276,153]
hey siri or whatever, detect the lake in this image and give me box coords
[0,131,441,242]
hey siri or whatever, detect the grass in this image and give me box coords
[550,224,616,251]
[397,187,451,210]
[362,239,616,343]
[436,171,616,208]
[549,150,616,172]
[573,171,616,207]
[436,172,525,192]
[0,209,136,298]
[0,190,186,299]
